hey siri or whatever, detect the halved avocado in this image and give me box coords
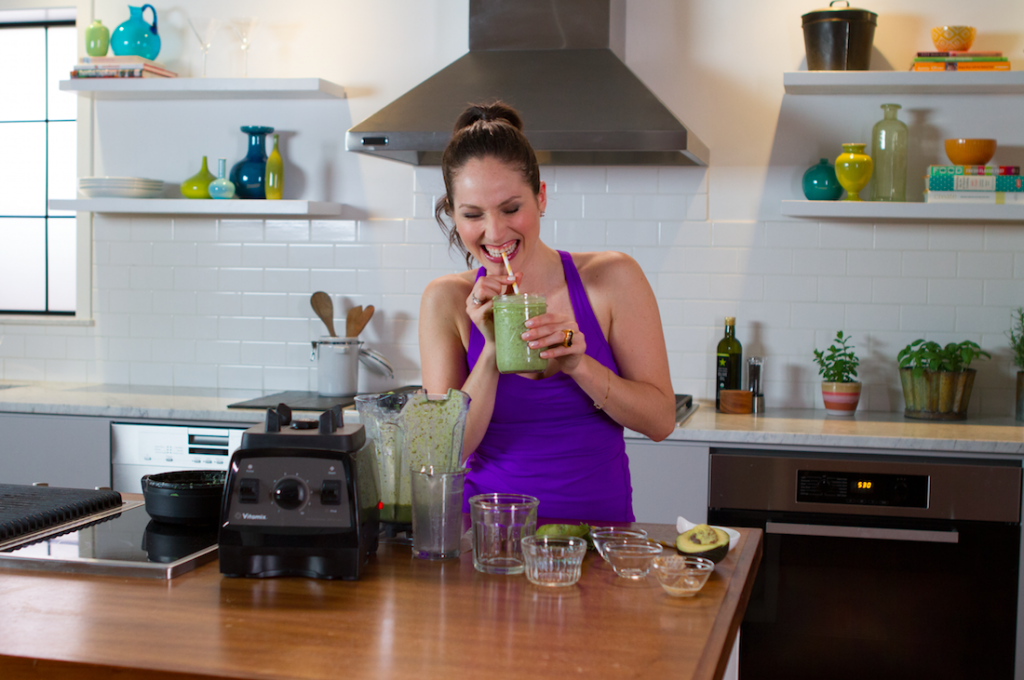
[675,524,729,563]
[536,523,594,549]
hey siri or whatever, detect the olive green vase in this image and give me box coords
[180,156,216,199]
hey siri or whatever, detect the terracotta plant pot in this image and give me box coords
[821,382,861,416]
[899,368,976,421]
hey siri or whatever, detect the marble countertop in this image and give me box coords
[2,381,1022,454]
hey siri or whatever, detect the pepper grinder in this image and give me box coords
[748,356,765,413]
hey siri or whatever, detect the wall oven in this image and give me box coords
[708,448,1021,679]
[111,422,247,493]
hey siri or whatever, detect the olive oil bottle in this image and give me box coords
[716,316,742,411]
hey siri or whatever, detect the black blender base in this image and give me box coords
[380,521,413,544]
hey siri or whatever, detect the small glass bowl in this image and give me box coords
[603,538,662,579]
[651,555,714,597]
[521,535,587,587]
[591,528,648,562]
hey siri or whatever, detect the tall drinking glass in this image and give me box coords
[410,465,467,560]
[470,493,539,574]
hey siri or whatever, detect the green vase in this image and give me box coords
[180,156,216,199]
[835,143,873,201]
[264,134,283,200]
[870,103,908,202]
[85,20,110,57]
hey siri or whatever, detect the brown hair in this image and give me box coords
[434,101,541,268]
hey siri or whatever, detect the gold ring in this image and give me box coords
[472,296,481,305]
[562,329,573,348]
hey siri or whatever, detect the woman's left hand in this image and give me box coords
[523,312,586,373]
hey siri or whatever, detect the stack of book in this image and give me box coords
[925,165,1024,203]
[71,55,177,79]
[912,51,1010,71]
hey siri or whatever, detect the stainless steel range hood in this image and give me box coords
[346,0,708,166]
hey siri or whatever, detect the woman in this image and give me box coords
[418,102,675,522]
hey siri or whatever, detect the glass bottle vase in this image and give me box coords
[870,103,908,202]
[264,133,283,200]
[209,158,236,199]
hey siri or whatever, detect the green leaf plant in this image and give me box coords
[897,338,991,380]
[1008,307,1024,371]
[813,331,860,383]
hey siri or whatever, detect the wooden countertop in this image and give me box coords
[0,524,762,680]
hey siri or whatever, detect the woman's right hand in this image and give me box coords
[466,271,522,344]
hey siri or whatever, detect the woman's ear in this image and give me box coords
[537,180,547,215]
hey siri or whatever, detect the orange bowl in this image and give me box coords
[945,138,996,166]
[931,26,976,52]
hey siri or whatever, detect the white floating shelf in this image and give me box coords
[784,70,1024,95]
[781,199,1024,222]
[49,198,343,216]
[60,77,346,100]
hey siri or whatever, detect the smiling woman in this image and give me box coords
[0,10,77,315]
[418,102,675,523]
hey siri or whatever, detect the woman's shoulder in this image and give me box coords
[421,269,477,311]
[570,250,647,289]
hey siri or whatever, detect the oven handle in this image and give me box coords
[766,521,959,544]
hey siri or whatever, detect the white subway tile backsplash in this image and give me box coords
[793,249,846,276]
[684,248,738,273]
[406,219,446,244]
[658,273,711,299]
[93,215,130,242]
[659,221,712,248]
[820,222,874,249]
[847,250,901,277]
[928,279,983,306]
[606,220,657,246]
[900,305,955,332]
[241,243,288,267]
[153,291,197,315]
[44,359,88,383]
[553,167,606,193]
[240,341,288,366]
[309,269,358,295]
[956,305,1015,334]
[791,303,845,330]
[984,225,1024,252]
[844,304,900,331]
[195,340,240,364]
[984,279,1024,306]
[130,314,175,339]
[130,217,174,242]
[264,318,311,343]
[109,290,153,314]
[173,315,220,340]
[197,243,242,267]
[381,244,433,269]
[242,293,289,318]
[175,267,220,291]
[818,277,872,303]
[96,265,130,290]
[265,220,310,242]
[901,251,956,277]
[311,220,357,242]
[151,338,195,363]
[543,192,583,219]
[406,269,441,295]
[707,274,765,300]
[658,167,707,194]
[765,222,818,249]
[263,268,311,293]
[712,222,764,248]
[734,301,792,330]
[380,293,425,320]
[130,266,173,290]
[218,365,264,390]
[219,220,263,242]
[958,252,1014,279]
[218,317,264,341]
[196,292,241,316]
[607,167,658,194]
[219,268,264,292]
[872,277,927,304]
[682,300,736,327]
[172,218,218,242]
[413,167,445,194]
[764,276,817,302]
[685,194,708,221]
[634,195,687,221]
[66,336,105,361]
[4,357,44,380]
[928,224,984,251]
[412,195,435,220]
[25,335,65,359]
[264,366,311,391]
[582,194,633,219]
[873,224,929,250]
[555,220,607,245]
[108,337,151,361]
[358,219,406,244]
[0,334,24,357]
[336,245,383,269]
[153,243,198,266]
[109,242,153,265]
[358,269,406,295]
[174,362,218,388]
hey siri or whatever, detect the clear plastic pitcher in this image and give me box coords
[355,388,471,525]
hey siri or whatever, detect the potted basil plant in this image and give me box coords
[813,331,860,416]
[1008,307,1024,422]
[897,339,990,421]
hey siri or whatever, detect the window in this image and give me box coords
[0,12,77,315]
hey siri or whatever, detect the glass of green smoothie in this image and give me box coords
[492,293,547,374]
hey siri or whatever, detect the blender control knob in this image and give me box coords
[274,478,307,510]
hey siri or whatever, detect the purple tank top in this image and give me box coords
[464,251,634,522]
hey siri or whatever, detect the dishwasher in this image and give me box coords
[708,448,1021,680]
[111,422,248,493]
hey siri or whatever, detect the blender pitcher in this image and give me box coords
[354,391,409,524]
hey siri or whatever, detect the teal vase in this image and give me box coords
[209,158,236,199]
[870,103,908,202]
[111,4,160,61]
[230,125,274,199]
[85,20,110,57]
[802,158,843,200]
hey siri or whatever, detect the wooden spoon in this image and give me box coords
[352,305,375,337]
[310,291,336,337]
[346,305,363,337]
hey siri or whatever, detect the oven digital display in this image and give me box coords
[797,470,929,507]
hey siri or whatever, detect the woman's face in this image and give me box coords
[450,156,546,271]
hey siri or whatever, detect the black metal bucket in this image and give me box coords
[802,1,877,70]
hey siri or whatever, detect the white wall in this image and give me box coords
[1,0,1022,415]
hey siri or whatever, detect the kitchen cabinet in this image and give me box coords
[627,439,709,524]
[0,413,110,489]
[53,77,347,218]
[781,70,1024,222]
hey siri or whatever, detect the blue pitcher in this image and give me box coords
[111,4,160,60]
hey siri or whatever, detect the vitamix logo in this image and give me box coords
[242,513,267,521]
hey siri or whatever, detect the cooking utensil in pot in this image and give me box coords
[352,305,374,337]
[141,470,227,525]
[346,305,363,337]
[310,291,337,337]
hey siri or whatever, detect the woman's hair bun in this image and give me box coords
[453,101,523,133]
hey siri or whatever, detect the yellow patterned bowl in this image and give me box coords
[931,26,976,52]
[945,138,996,166]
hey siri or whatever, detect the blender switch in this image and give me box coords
[320,480,342,505]
[238,478,260,503]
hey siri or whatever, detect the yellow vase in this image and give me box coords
[180,156,216,199]
[835,143,873,201]
[264,134,283,200]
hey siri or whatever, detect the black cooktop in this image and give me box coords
[227,386,422,411]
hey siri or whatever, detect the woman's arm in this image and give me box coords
[523,252,676,441]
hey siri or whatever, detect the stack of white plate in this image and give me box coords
[79,177,164,199]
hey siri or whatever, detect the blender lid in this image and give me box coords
[802,0,877,23]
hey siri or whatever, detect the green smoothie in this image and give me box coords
[493,294,548,374]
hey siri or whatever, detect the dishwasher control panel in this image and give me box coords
[798,470,929,508]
